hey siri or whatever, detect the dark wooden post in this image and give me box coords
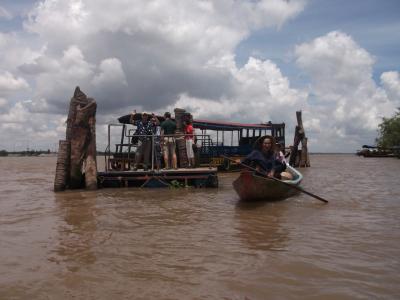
[84,100,97,190]
[174,108,189,168]
[296,111,310,167]
[289,125,301,167]
[54,87,98,191]
[69,94,97,188]
[289,111,310,167]
[54,140,70,191]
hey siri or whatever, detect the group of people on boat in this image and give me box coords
[130,111,195,171]
[128,111,291,179]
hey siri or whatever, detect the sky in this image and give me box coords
[0,0,399,152]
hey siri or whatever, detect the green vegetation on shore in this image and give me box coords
[376,109,400,149]
[0,150,108,157]
[0,150,52,157]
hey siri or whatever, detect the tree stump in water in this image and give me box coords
[69,93,97,189]
[53,86,97,191]
[289,111,310,167]
[174,108,189,168]
[85,112,97,190]
[54,140,70,192]
[299,137,310,167]
[289,125,302,167]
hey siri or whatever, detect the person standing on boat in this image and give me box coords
[154,125,162,171]
[242,135,286,178]
[160,112,177,169]
[276,143,287,164]
[184,119,195,168]
[131,111,159,171]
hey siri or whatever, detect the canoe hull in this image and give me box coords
[232,166,303,201]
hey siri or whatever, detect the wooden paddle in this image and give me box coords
[221,155,329,203]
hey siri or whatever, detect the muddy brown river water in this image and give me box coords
[0,154,399,299]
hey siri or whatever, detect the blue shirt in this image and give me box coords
[134,120,155,142]
[242,150,286,173]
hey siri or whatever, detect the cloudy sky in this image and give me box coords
[0,0,399,152]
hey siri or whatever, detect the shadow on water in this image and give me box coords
[235,199,283,210]
[233,199,289,252]
[50,191,100,272]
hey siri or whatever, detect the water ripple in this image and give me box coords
[1,155,400,299]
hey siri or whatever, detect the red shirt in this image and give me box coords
[185,124,194,140]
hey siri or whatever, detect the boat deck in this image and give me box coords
[97,167,219,188]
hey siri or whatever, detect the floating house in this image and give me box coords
[97,109,286,188]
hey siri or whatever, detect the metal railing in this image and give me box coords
[104,123,215,172]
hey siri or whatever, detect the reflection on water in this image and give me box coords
[234,201,288,251]
[51,192,99,270]
[1,155,400,299]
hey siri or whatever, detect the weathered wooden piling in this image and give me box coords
[174,108,189,168]
[85,111,97,190]
[54,140,71,192]
[289,111,310,167]
[54,87,97,191]
[69,94,97,188]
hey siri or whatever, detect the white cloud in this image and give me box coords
[2,0,398,153]
[0,100,65,151]
[172,56,307,125]
[381,71,400,105]
[303,118,321,134]
[24,0,305,51]
[19,54,60,75]
[33,45,94,111]
[0,72,29,96]
[0,32,41,73]
[0,98,8,112]
[295,31,397,151]
[92,58,126,85]
[0,6,12,20]
[0,0,306,150]
[18,0,305,113]
[296,31,374,96]
[0,102,29,124]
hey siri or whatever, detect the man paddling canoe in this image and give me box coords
[242,135,292,180]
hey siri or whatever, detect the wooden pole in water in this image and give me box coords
[174,108,189,168]
[289,125,301,167]
[53,86,98,191]
[69,91,97,189]
[54,140,70,192]
[84,99,98,190]
[296,111,310,167]
[289,111,310,167]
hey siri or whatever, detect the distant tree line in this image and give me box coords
[0,149,51,156]
[0,149,108,157]
[376,109,400,148]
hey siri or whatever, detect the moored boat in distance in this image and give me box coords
[232,165,303,201]
[356,145,395,157]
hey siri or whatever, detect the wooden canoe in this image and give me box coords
[232,165,303,201]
